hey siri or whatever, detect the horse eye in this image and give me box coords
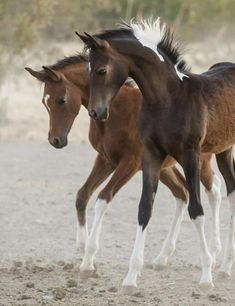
[96,68,107,75]
[58,98,65,105]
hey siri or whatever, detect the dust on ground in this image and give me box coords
[1,141,235,306]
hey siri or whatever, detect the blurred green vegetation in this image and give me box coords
[1,0,235,57]
[0,0,234,125]
[0,0,234,80]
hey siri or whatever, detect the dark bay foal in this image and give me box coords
[26,53,221,280]
[78,18,235,289]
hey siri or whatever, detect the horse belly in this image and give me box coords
[202,117,235,153]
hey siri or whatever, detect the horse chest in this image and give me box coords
[139,110,183,143]
[89,123,134,164]
[139,109,206,159]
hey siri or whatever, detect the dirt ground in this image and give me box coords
[1,140,235,306]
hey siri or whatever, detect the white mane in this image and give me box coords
[129,18,165,62]
[123,18,189,81]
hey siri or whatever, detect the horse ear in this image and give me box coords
[42,66,61,82]
[75,31,109,49]
[84,32,110,49]
[25,67,48,82]
[75,32,91,46]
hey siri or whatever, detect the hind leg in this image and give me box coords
[153,166,188,268]
[216,148,235,277]
[200,154,222,267]
[181,148,213,289]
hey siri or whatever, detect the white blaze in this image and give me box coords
[43,94,50,111]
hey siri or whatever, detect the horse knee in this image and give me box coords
[98,189,113,203]
[173,186,188,203]
[188,202,204,220]
[138,202,152,229]
[76,189,90,225]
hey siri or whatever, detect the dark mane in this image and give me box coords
[94,28,134,41]
[158,28,189,72]
[95,22,189,72]
[49,52,88,70]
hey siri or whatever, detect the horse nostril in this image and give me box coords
[53,137,61,147]
[89,109,98,119]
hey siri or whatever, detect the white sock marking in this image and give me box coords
[192,216,213,286]
[80,199,108,271]
[205,174,222,265]
[76,222,88,256]
[220,190,235,275]
[122,224,147,288]
[154,198,187,266]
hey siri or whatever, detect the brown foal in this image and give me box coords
[25,54,221,280]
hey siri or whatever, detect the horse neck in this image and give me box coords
[114,41,181,105]
[63,63,90,109]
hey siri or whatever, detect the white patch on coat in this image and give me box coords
[128,19,189,81]
[174,62,189,81]
[129,18,165,62]
[124,77,138,88]
[88,62,91,72]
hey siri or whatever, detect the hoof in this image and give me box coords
[122,285,137,295]
[199,281,214,292]
[153,258,168,270]
[217,270,231,280]
[79,269,99,280]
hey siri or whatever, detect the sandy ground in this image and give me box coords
[1,140,235,306]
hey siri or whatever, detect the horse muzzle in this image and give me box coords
[49,136,68,149]
[88,107,109,121]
